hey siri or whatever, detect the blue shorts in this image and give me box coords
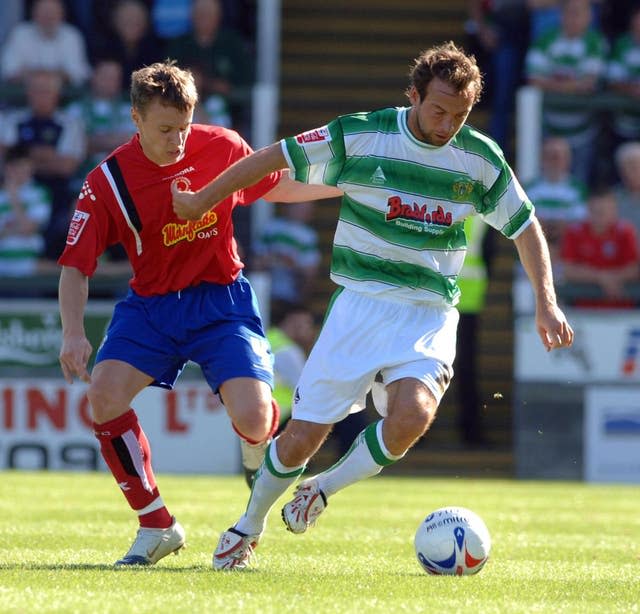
[95,275,274,392]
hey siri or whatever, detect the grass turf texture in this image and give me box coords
[0,472,638,613]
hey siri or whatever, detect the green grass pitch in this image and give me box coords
[0,471,638,613]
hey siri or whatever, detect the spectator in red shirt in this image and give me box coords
[560,185,640,307]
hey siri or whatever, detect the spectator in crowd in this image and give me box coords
[167,0,254,131]
[90,0,164,91]
[0,0,91,93]
[525,0,608,185]
[467,0,530,154]
[525,136,588,262]
[0,143,51,278]
[560,185,640,307]
[253,200,321,316]
[607,6,640,150]
[0,69,86,260]
[66,57,136,184]
[266,302,317,433]
[267,300,370,471]
[613,141,640,236]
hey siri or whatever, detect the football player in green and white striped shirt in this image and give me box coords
[172,41,574,570]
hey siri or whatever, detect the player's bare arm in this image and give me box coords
[263,171,343,203]
[171,142,342,221]
[514,218,574,352]
[58,265,93,384]
[172,143,287,220]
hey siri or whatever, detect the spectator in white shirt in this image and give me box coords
[0,0,91,89]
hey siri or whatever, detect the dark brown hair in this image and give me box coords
[408,41,483,104]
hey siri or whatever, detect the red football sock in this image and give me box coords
[94,409,172,529]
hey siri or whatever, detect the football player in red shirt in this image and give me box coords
[57,60,340,566]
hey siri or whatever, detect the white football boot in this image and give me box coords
[213,527,260,570]
[115,517,186,566]
[281,478,328,534]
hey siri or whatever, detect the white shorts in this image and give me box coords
[291,289,458,424]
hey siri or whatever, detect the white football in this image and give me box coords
[414,506,491,575]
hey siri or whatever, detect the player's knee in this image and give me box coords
[87,380,125,424]
[394,403,436,439]
[232,398,276,443]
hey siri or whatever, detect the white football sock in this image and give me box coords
[316,420,404,497]
[234,438,305,536]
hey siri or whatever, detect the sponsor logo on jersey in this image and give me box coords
[385,196,452,227]
[66,210,90,245]
[163,166,195,182]
[295,126,331,145]
[78,180,96,202]
[370,166,387,185]
[162,210,219,246]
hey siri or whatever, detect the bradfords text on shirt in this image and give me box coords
[386,196,453,226]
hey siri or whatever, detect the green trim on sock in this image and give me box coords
[264,443,305,479]
[364,422,396,467]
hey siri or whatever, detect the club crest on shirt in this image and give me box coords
[66,210,90,245]
[452,178,475,201]
[295,126,331,145]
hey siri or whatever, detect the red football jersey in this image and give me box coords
[59,124,281,295]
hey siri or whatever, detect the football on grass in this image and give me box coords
[414,506,491,575]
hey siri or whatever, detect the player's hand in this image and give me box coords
[59,334,93,384]
[171,181,206,221]
[536,303,574,352]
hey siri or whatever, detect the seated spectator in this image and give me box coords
[253,200,321,314]
[0,69,86,260]
[526,136,588,261]
[66,57,135,183]
[167,0,253,132]
[613,141,640,236]
[90,0,164,91]
[0,143,51,277]
[525,0,608,185]
[0,0,91,96]
[560,185,640,307]
[607,6,640,148]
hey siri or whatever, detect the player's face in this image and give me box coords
[132,99,193,166]
[407,78,475,147]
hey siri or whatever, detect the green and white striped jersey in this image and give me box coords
[281,106,534,306]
